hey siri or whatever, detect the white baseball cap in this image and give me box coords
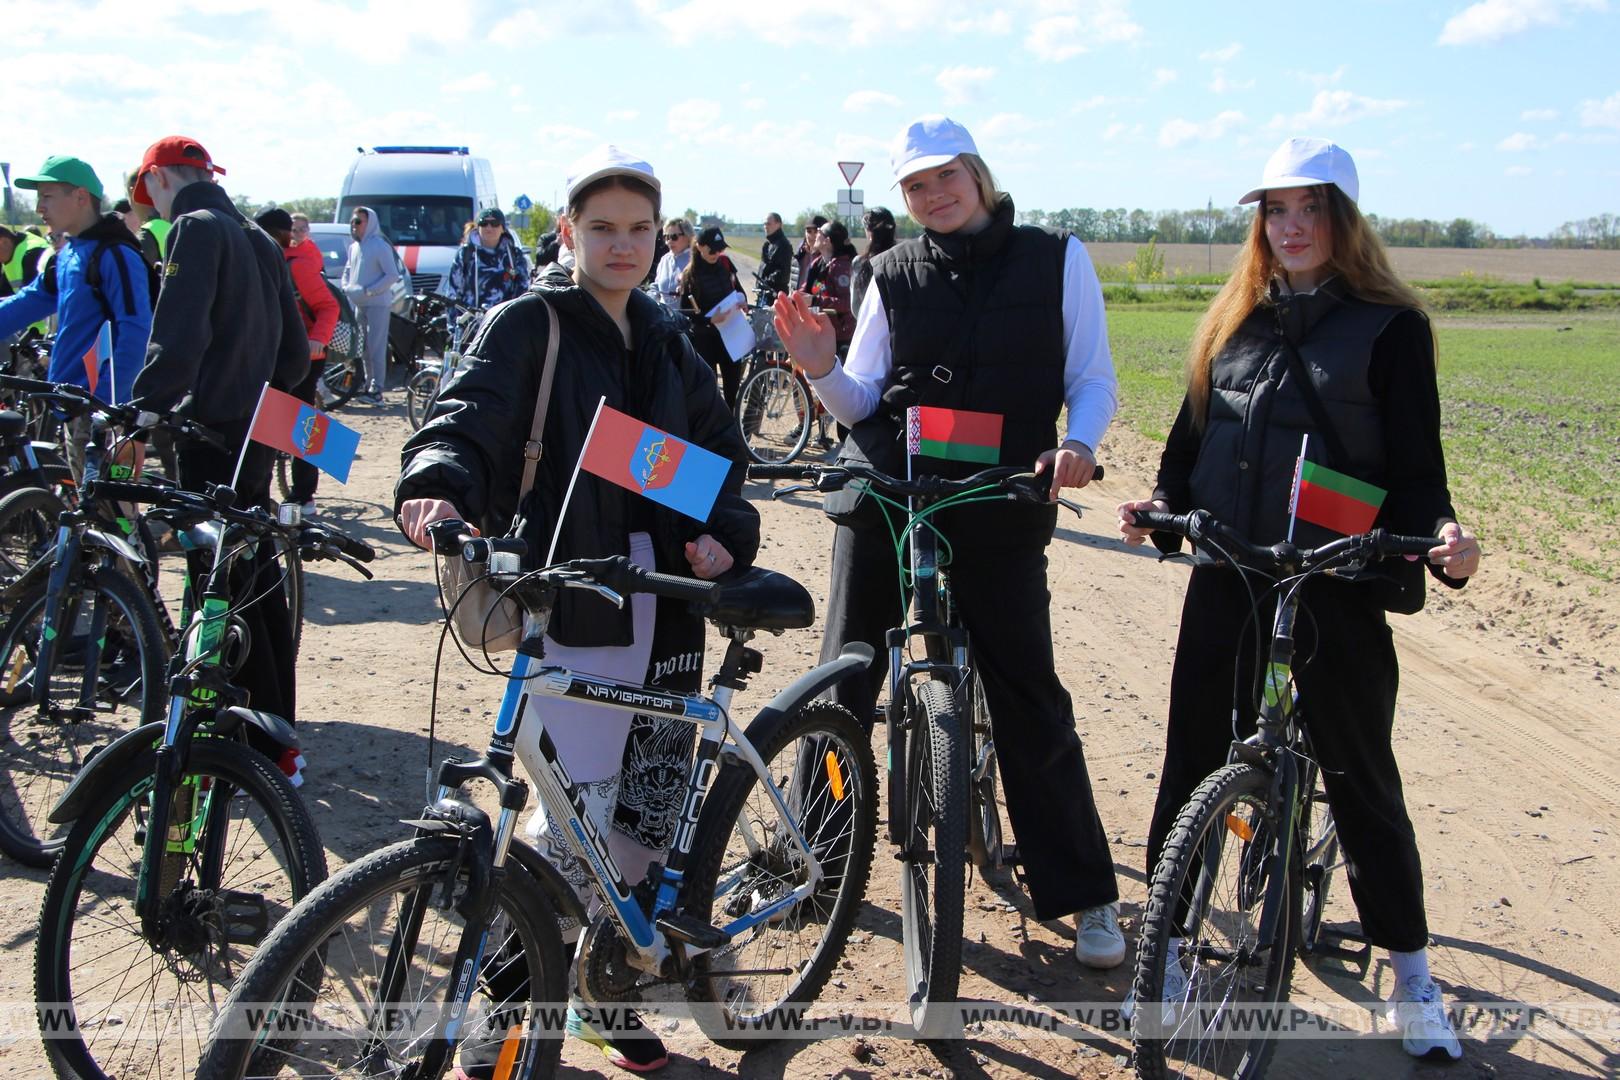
[891,115,980,186]
[564,144,660,202]
[1238,137,1359,205]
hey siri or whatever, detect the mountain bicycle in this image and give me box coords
[403,295,482,430]
[196,527,877,1079]
[1119,507,1444,1080]
[33,477,375,1080]
[750,460,1100,1036]
[733,284,835,465]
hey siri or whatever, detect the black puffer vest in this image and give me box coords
[1189,280,1405,548]
[871,196,1068,543]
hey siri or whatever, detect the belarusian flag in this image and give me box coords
[1291,458,1386,535]
[906,405,1002,464]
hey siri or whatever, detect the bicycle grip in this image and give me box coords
[748,464,815,481]
[637,568,719,604]
[81,479,171,506]
[1377,532,1445,558]
[1124,508,1191,536]
[313,526,376,563]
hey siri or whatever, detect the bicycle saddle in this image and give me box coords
[0,410,27,440]
[704,566,815,631]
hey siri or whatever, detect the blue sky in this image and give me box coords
[3,0,1616,236]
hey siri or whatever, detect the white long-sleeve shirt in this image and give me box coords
[808,234,1118,452]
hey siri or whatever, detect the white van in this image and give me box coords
[336,146,498,296]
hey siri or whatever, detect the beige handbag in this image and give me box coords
[438,296,561,652]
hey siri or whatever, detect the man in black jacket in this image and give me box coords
[759,212,792,298]
[128,134,307,725]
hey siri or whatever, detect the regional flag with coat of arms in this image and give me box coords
[245,384,361,483]
[578,403,730,522]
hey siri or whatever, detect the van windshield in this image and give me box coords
[338,196,473,246]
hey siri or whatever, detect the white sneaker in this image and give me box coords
[1387,976,1462,1061]
[1075,902,1127,969]
[1122,949,1191,1028]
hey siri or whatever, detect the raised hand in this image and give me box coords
[772,290,838,378]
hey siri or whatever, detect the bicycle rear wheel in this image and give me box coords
[195,834,567,1080]
[35,740,327,1080]
[320,355,363,410]
[0,568,168,866]
[901,678,968,1038]
[1132,763,1299,1080]
[0,485,65,579]
[1297,759,1340,957]
[683,700,877,1048]
[737,364,812,464]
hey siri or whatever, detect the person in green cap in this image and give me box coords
[0,154,152,480]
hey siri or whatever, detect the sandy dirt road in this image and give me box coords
[2,398,1615,1080]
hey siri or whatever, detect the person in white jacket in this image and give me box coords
[340,204,398,405]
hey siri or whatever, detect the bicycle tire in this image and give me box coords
[0,567,168,866]
[1133,763,1299,1080]
[405,368,439,431]
[901,678,969,1038]
[1298,761,1340,957]
[737,364,812,465]
[275,452,292,501]
[320,355,363,410]
[264,531,305,659]
[0,485,65,580]
[963,670,1006,869]
[682,700,877,1048]
[35,740,327,1080]
[195,834,567,1080]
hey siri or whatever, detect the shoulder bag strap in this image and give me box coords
[1277,336,1351,468]
[516,295,562,497]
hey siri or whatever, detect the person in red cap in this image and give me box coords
[127,134,308,728]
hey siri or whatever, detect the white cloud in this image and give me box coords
[1497,131,1542,150]
[743,97,767,111]
[844,89,902,113]
[667,98,725,139]
[1199,42,1242,62]
[1271,89,1409,129]
[1438,0,1607,45]
[1209,69,1255,93]
[1071,94,1111,111]
[440,72,494,95]
[980,111,1039,136]
[605,109,639,123]
[1504,165,1534,176]
[1521,107,1560,120]
[945,8,1012,33]
[1151,67,1178,89]
[1102,122,1142,141]
[1457,141,1477,151]
[1024,0,1143,61]
[1299,64,1348,88]
[1159,110,1246,148]
[935,64,995,105]
[1580,91,1620,129]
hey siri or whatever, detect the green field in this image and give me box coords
[1105,307,1620,586]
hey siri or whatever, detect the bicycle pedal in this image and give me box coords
[656,913,730,950]
[218,889,272,946]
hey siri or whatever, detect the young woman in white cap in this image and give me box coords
[398,144,758,1074]
[1117,137,1479,1060]
[774,115,1127,969]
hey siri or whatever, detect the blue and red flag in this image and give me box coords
[83,322,112,396]
[245,384,361,483]
[579,404,730,522]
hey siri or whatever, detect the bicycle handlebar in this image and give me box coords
[0,376,230,451]
[748,461,1103,501]
[1123,507,1442,572]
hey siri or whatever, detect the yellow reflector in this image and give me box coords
[825,750,846,802]
[4,647,26,696]
[1225,813,1254,841]
[492,1023,523,1080]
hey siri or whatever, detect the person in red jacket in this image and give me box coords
[256,207,336,516]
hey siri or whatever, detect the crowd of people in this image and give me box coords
[1,114,1483,1073]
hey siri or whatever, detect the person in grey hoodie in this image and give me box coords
[340,205,398,404]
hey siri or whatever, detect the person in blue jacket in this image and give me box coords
[0,155,150,481]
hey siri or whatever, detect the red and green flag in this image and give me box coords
[1290,458,1386,536]
[905,405,1002,465]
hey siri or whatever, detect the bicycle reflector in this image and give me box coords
[493,1023,522,1080]
[1225,813,1255,841]
[826,751,846,802]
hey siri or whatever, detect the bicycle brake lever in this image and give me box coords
[771,483,813,499]
[1056,497,1083,519]
[561,577,624,608]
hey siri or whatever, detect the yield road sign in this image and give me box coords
[837,161,864,187]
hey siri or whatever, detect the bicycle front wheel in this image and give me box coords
[35,740,327,1080]
[196,834,567,1080]
[737,365,812,464]
[963,670,1007,869]
[1132,763,1299,1080]
[0,567,168,866]
[683,700,877,1047]
[901,678,968,1038]
[405,368,439,430]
